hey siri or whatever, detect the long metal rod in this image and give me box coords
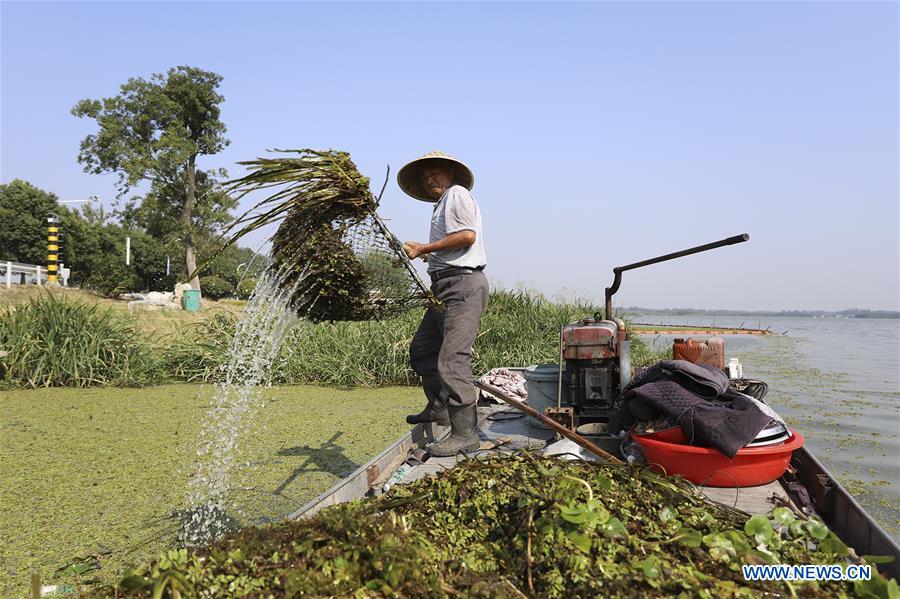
[605,233,749,318]
[557,324,565,410]
[474,380,622,464]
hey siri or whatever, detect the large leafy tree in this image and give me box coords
[118,168,237,275]
[72,65,230,292]
[0,179,62,265]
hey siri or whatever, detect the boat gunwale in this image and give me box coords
[287,420,448,520]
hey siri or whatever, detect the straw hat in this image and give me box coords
[397,150,475,202]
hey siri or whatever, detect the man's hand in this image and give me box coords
[404,231,474,262]
[403,241,428,260]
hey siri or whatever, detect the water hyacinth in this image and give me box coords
[209,148,435,322]
[101,454,894,598]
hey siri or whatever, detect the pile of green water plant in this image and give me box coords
[0,294,160,387]
[94,453,893,598]
[212,149,433,322]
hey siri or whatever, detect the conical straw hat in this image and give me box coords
[397,150,475,202]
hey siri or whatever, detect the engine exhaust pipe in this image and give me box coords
[604,233,750,319]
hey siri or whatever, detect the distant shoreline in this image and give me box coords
[631,323,772,335]
[621,308,899,319]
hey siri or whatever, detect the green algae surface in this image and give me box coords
[0,384,422,596]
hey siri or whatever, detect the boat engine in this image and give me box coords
[561,314,631,424]
[550,234,751,429]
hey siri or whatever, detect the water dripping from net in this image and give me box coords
[179,265,313,547]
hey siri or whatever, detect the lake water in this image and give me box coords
[628,313,900,540]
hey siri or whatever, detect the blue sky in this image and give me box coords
[2,1,898,310]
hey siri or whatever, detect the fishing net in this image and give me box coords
[215,149,437,322]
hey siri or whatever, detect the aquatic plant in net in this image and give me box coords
[218,149,436,322]
[180,150,436,547]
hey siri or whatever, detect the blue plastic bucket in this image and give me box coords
[182,289,201,312]
[524,364,560,429]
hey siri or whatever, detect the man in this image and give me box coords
[398,150,488,457]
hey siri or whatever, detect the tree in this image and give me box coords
[60,206,169,295]
[118,168,237,280]
[0,179,63,264]
[72,65,230,293]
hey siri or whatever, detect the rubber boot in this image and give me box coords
[406,386,449,426]
[429,403,480,457]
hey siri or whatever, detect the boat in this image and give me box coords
[290,234,898,582]
[288,394,900,581]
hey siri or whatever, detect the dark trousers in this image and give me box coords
[410,271,489,407]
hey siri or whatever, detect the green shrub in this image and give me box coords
[0,294,161,387]
[236,277,258,300]
[200,275,235,300]
[83,263,143,297]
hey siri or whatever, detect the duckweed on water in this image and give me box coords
[95,454,894,598]
[0,385,422,596]
[730,335,899,542]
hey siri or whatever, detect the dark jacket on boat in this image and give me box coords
[610,360,772,458]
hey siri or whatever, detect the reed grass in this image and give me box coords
[0,294,161,387]
[160,312,235,383]
[0,290,670,388]
[173,289,670,387]
[0,286,244,338]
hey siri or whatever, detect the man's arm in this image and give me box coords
[403,231,476,260]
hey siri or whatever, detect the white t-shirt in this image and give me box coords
[427,185,487,273]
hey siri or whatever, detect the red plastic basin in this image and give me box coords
[632,426,688,444]
[631,428,805,487]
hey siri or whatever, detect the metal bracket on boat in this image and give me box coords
[814,473,835,516]
[366,465,381,487]
[544,407,575,431]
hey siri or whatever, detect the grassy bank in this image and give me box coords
[1,288,669,388]
[0,286,243,339]
[0,384,422,596]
